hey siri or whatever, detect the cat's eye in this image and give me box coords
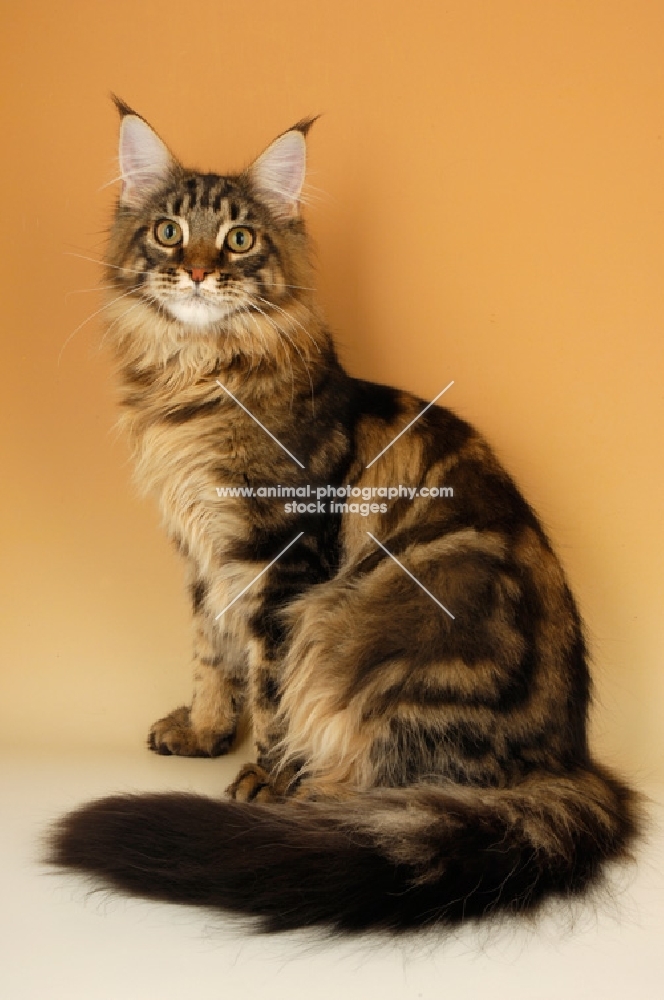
[154,219,183,247]
[225,226,255,254]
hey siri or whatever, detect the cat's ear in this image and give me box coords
[112,96,178,209]
[247,118,317,219]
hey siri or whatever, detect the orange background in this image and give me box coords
[1,1,662,783]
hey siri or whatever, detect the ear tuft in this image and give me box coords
[110,93,136,119]
[289,115,320,138]
[116,111,176,209]
[248,123,314,219]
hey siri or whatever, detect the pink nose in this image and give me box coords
[189,267,211,283]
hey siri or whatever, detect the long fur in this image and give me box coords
[48,105,640,934]
[48,765,637,933]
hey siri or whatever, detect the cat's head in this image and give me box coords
[106,98,317,349]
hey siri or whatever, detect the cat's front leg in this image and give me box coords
[148,666,243,757]
[148,584,247,757]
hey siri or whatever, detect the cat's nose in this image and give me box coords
[187,267,212,284]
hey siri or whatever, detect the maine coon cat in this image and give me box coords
[49,99,638,932]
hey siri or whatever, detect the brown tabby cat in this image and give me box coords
[49,98,638,932]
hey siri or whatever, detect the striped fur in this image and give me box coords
[48,104,639,932]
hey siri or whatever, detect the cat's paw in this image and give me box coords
[148,705,236,757]
[226,763,275,802]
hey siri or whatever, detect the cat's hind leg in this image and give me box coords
[225,626,303,799]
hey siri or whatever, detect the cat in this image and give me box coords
[48,98,638,933]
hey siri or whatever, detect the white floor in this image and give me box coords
[2,747,663,1000]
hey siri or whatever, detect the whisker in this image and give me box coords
[254,294,322,355]
[64,252,150,277]
[98,176,123,192]
[63,240,109,252]
[98,298,144,350]
[245,305,295,409]
[242,307,294,402]
[250,303,315,417]
[237,307,260,371]
[256,280,316,292]
[65,284,118,300]
[58,288,136,365]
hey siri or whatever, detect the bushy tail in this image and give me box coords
[47,764,639,933]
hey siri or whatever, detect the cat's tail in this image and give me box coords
[46,763,639,933]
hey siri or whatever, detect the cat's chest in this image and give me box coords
[126,401,255,563]
[125,391,307,571]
